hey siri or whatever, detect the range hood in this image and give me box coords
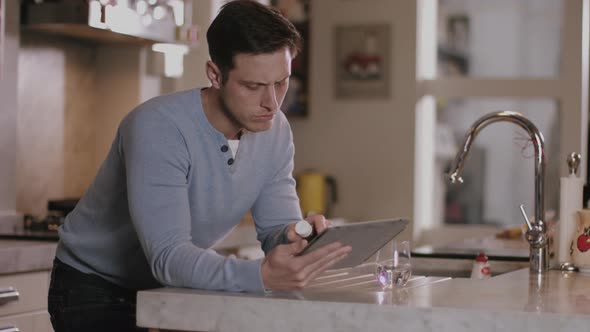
[21,1,191,45]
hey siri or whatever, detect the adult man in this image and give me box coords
[47,1,351,331]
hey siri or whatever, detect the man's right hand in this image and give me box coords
[260,240,352,291]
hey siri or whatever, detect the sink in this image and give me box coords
[411,257,528,278]
[412,245,529,262]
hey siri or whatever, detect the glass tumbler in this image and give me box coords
[375,240,412,289]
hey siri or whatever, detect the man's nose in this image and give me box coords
[261,85,279,111]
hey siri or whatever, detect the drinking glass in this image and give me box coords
[375,240,412,289]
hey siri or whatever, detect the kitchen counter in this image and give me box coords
[0,240,57,275]
[137,265,590,331]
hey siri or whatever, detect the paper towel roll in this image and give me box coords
[557,176,584,264]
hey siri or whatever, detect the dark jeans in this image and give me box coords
[48,258,147,332]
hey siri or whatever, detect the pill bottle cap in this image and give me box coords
[295,220,313,238]
[475,252,488,263]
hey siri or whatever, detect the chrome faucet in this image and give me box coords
[448,111,549,274]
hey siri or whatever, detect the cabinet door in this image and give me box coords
[0,310,53,332]
[0,312,33,332]
[0,271,50,316]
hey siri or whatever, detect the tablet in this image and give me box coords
[297,218,409,270]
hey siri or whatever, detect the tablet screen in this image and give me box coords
[297,218,409,270]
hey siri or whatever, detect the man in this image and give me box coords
[47,1,351,331]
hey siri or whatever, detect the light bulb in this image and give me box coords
[153,6,166,20]
[136,0,148,15]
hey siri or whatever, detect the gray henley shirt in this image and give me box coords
[56,88,302,292]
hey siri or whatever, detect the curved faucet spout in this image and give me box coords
[447,111,548,273]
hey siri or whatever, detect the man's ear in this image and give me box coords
[206,61,223,89]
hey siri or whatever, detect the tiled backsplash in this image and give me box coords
[17,33,98,216]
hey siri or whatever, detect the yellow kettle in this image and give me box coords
[295,170,338,217]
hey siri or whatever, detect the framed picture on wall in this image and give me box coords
[271,0,310,117]
[334,24,391,99]
[438,14,470,76]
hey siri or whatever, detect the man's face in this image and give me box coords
[218,47,293,133]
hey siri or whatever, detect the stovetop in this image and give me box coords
[0,228,59,241]
[0,199,78,242]
[0,213,63,242]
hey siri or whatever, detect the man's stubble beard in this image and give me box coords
[218,88,246,132]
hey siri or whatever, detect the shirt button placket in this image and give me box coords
[221,144,234,167]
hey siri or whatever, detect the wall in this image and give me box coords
[93,46,143,163]
[17,35,97,216]
[169,0,222,92]
[0,0,19,220]
[290,0,417,230]
[16,34,157,216]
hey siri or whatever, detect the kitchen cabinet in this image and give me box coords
[0,271,52,332]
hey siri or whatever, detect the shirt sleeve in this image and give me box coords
[251,115,303,254]
[120,108,265,292]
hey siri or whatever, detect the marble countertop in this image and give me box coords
[137,263,590,332]
[0,240,57,275]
